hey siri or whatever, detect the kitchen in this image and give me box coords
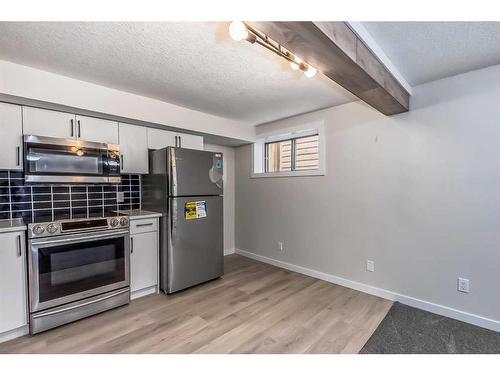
[0,102,228,337]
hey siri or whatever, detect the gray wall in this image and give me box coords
[235,64,500,322]
[205,143,236,254]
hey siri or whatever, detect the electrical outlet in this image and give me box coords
[278,241,284,252]
[366,260,375,272]
[458,278,470,293]
[117,192,125,203]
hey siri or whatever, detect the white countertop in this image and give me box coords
[114,209,163,220]
[0,218,27,233]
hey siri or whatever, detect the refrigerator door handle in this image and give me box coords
[170,147,178,197]
[170,198,177,247]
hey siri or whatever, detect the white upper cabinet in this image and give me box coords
[21,107,202,173]
[147,128,177,150]
[23,107,76,139]
[178,133,204,150]
[75,115,119,144]
[0,103,23,170]
[147,128,203,151]
[23,107,119,144]
[119,123,149,174]
[0,231,27,334]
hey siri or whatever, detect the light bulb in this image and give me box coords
[304,66,317,78]
[289,56,302,71]
[229,21,248,41]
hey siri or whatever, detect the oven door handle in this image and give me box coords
[31,230,130,246]
[32,289,129,318]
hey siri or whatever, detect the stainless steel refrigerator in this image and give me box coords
[142,147,224,293]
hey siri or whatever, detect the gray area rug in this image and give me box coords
[361,302,500,354]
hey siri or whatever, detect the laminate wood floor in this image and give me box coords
[0,254,392,354]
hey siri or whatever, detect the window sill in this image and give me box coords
[251,169,325,178]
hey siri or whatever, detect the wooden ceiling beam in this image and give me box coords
[247,22,410,116]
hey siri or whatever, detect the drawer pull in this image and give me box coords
[136,223,153,227]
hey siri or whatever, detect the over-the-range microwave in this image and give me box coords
[23,135,121,184]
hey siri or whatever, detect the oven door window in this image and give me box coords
[37,237,126,303]
[26,145,104,175]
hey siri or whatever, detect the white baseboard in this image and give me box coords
[235,249,500,333]
[224,248,236,256]
[0,325,29,344]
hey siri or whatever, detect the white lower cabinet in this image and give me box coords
[0,231,27,335]
[130,218,159,297]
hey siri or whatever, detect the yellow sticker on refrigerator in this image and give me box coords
[185,201,207,220]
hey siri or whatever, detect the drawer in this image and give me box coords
[130,218,158,234]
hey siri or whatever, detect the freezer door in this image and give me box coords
[168,147,223,197]
[167,195,223,293]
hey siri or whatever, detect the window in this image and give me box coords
[252,121,325,178]
[265,135,319,172]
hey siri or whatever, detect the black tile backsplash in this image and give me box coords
[0,171,141,223]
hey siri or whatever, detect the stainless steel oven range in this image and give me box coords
[27,215,131,334]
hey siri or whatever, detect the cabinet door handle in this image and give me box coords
[16,146,20,166]
[136,223,153,227]
[174,135,178,147]
[16,235,22,257]
[77,120,81,138]
[179,136,182,148]
[70,119,74,137]
[130,237,134,254]
[120,155,124,171]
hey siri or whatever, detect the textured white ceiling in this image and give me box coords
[0,22,356,125]
[362,22,500,86]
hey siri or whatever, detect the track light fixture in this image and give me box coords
[229,21,317,78]
[228,21,256,43]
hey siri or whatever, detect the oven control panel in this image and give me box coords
[28,216,130,239]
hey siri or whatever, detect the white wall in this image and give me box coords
[205,143,236,255]
[0,60,255,142]
[235,64,500,329]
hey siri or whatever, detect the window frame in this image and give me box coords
[264,134,319,173]
[251,121,326,178]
